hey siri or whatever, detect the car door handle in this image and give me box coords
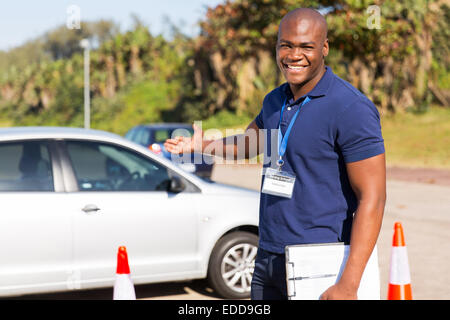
[82,204,101,214]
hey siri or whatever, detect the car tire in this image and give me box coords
[207,231,258,299]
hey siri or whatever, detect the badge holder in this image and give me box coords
[261,157,296,198]
[261,96,310,199]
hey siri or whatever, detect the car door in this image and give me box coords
[59,139,200,288]
[0,140,73,296]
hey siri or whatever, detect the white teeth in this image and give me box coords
[287,65,306,70]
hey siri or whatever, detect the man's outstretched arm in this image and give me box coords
[164,120,263,160]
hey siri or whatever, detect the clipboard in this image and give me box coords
[285,242,380,300]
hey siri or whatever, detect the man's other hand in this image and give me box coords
[319,282,358,300]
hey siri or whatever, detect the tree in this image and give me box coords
[181,0,447,120]
[43,20,119,60]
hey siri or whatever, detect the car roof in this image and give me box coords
[0,126,208,184]
[0,126,123,142]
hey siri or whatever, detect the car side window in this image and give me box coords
[124,127,137,141]
[65,140,171,192]
[0,141,54,192]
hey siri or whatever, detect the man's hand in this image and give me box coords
[319,282,358,300]
[164,123,203,154]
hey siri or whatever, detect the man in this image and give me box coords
[164,8,386,300]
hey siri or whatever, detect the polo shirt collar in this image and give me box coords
[283,66,334,101]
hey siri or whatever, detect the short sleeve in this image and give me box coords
[336,98,385,163]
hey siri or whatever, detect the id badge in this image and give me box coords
[261,167,296,198]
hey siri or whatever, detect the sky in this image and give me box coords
[0,0,224,51]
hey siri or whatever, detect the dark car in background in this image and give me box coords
[125,123,214,179]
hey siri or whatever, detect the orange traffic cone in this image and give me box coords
[387,222,412,300]
[113,246,136,300]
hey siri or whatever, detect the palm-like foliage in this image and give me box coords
[0,1,448,130]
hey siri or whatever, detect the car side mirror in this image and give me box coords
[170,176,185,193]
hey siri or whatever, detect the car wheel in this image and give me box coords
[207,231,258,299]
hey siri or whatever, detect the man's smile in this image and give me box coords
[282,63,309,72]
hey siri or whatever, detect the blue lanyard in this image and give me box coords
[277,96,311,167]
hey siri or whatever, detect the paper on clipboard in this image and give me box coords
[285,242,380,300]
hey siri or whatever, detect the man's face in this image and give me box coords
[276,17,329,87]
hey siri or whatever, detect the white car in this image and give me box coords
[0,127,259,299]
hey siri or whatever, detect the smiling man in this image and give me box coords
[276,8,329,101]
[164,8,386,300]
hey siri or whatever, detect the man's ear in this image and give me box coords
[322,38,329,57]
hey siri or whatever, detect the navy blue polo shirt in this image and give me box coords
[254,66,385,254]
